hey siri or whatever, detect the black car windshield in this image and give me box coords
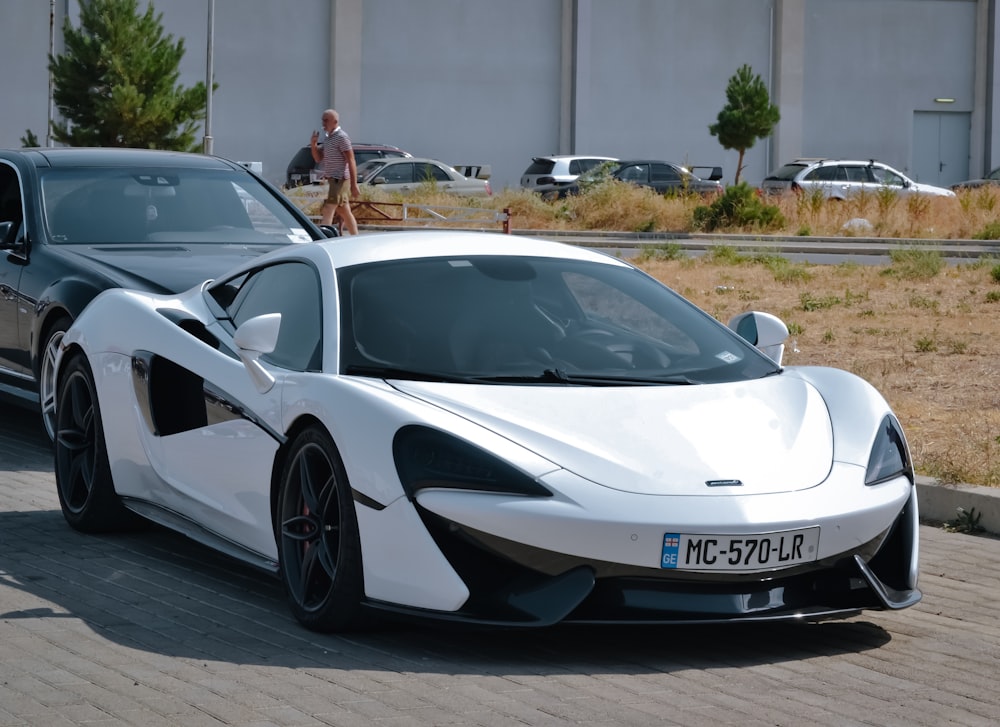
[41,167,315,244]
[339,255,780,384]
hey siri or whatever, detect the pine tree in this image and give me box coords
[48,0,210,150]
[709,64,780,184]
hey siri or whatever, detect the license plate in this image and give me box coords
[660,527,819,571]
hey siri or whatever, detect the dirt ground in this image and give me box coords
[638,253,1000,488]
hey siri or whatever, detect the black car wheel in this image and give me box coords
[39,315,71,441]
[54,352,136,532]
[277,426,365,632]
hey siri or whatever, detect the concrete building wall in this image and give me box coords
[799,0,977,181]
[0,0,995,191]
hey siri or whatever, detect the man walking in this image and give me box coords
[310,109,360,234]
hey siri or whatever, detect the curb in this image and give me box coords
[916,476,1000,535]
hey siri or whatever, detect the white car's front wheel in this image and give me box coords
[277,426,366,632]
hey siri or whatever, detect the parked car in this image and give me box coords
[549,160,724,199]
[951,167,1000,190]
[760,159,956,199]
[285,143,411,187]
[356,157,492,196]
[53,230,920,633]
[0,146,336,439]
[520,155,618,195]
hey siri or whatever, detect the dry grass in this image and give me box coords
[286,180,1000,239]
[634,248,1000,488]
[282,181,1000,487]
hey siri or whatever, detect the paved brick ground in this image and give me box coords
[1,403,998,726]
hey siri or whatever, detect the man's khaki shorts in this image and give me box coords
[325,178,350,205]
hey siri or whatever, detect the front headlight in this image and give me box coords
[393,425,552,498]
[865,414,913,486]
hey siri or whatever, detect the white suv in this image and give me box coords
[760,159,955,200]
[520,155,617,195]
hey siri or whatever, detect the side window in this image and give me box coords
[0,163,24,246]
[420,164,451,183]
[844,166,869,182]
[382,163,413,184]
[651,164,681,182]
[618,164,647,183]
[569,160,583,175]
[873,166,905,187]
[226,262,323,371]
[806,165,837,182]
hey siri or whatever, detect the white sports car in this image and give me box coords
[53,231,920,632]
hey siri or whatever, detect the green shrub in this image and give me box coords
[882,248,944,279]
[691,182,785,232]
[973,221,1000,240]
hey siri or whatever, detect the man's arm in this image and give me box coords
[346,148,360,196]
[310,130,322,163]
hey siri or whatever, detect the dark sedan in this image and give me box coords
[0,147,336,438]
[548,160,723,199]
[951,167,1000,190]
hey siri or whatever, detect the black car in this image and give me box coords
[285,143,411,187]
[548,160,724,199]
[0,147,337,438]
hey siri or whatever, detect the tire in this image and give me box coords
[276,426,366,632]
[39,315,71,441]
[53,353,136,533]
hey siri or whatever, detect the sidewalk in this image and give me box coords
[916,476,1000,534]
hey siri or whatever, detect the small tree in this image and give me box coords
[44,0,210,150]
[709,64,780,184]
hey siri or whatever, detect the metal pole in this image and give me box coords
[202,0,214,154]
[47,0,55,146]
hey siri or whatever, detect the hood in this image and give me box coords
[910,181,955,198]
[52,242,288,293]
[394,376,834,496]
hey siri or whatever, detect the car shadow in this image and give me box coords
[0,505,892,675]
[0,402,893,673]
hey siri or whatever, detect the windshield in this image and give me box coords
[41,166,315,244]
[339,255,780,384]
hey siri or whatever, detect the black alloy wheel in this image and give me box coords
[277,426,365,632]
[53,353,136,532]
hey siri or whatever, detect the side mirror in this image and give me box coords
[708,166,723,181]
[372,176,387,186]
[234,313,281,392]
[728,311,789,365]
[318,224,340,238]
[0,220,12,247]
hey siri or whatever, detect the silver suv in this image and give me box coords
[520,155,617,195]
[760,159,955,199]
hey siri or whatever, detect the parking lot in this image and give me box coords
[1,401,998,727]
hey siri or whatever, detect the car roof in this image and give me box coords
[365,157,453,166]
[237,230,631,274]
[532,154,617,161]
[4,147,240,170]
[615,159,683,165]
[792,158,886,166]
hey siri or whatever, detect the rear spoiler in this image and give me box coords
[453,164,492,180]
[689,165,723,181]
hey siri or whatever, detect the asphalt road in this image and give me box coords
[517,229,1000,266]
[1,401,999,726]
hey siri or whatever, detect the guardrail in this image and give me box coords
[347,201,512,234]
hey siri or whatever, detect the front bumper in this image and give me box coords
[367,488,921,627]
